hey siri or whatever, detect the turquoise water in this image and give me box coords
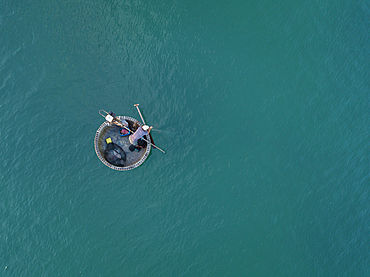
[1,0,370,276]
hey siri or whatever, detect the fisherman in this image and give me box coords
[129,124,152,145]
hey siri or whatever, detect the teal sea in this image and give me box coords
[1,0,370,276]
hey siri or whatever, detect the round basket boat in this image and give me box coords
[94,116,151,171]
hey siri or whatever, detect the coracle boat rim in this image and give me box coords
[94,115,151,171]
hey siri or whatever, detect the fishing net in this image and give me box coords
[104,143,126,167]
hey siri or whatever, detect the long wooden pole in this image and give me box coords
[134,104,145,124]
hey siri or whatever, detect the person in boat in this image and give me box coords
[129,124,152,145]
